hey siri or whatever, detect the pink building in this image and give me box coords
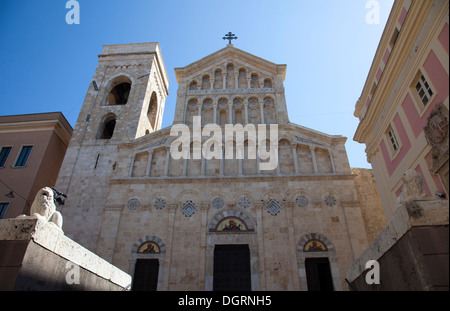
[354,0,449,220]
[0,113,73,219]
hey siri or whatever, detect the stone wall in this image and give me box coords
[351,168,387,242]
[346,200,449,291]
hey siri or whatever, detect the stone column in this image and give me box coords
[292,145,299,174]
[198,202,209,289]
[256,150,261,175]
[165,204,177,290]
[244,99,249,125]
[238,158,243,176]
[146,150,154,177]
[255,202,266,290]
[247,77,251,89]
[201,156,206,177]
[310,146,318,174]
[213,101,218,125]
[129,155,135,177]
[210,76,214,90]
[222,72,227,90]
[164,147,171,177]
[276,153,281,175]
[183,158,188,176]
[220,148,225,176]
[329,149,336,173]
[235,73,239,89]
[259,100,265,124]
[198,102,202,117]
[285,202,301,290]
[228,102,233,124]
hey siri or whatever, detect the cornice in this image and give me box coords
[0,119,72,146]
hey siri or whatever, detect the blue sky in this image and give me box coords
[0,0,394,169]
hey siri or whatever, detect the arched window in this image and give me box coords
[263,78,272,88]
[233,98,243,125]
[264,98,276,124]
[185,100,198,126]
[214,69,223,89]
[147,92,158,130]
[238,68,247,89]
[226,63,234,89]
[189,81,198,90]
[201,75,211,90]
[106,82,131,106]
[99,114,117,139]
[248,98,260,124]
[202,99,213,125]
[250,73,259,88]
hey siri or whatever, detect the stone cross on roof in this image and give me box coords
[223,32,238,45]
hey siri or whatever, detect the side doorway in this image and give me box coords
[132,259,159,291]
[305,257,334,291]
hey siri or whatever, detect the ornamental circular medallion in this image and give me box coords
[127,199,140,211]
[154,198,166,210]
[238,197,251,209]
[296,195,308,207]
[212,197,225,210]
[324,195,336,206]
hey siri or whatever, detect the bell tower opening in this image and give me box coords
[106,82,131,106]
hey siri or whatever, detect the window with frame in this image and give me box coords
[0,147,12,168]
[415,73,434,106]
[14,146,32,167]
[0,203,9,219]
[387,126,400,153]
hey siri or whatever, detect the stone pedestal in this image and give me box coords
[0,218,131,291]
[346,200,449,291]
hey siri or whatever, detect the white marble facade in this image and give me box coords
[56,42,381,291]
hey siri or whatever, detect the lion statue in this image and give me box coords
[396,169,430,205]
[18,187,63,231]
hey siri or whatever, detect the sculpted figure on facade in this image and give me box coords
[396,169,430,205]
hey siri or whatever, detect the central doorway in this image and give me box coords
[213,244,251,291]
[305,257,334,291]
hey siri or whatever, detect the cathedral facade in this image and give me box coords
[56,42,383,291]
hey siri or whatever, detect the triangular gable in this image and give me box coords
[175,45,286,83]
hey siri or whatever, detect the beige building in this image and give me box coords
[0,112,72,219]
[56,42,384,291]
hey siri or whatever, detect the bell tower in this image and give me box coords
[74,42,169,144]
[55,43,169,250]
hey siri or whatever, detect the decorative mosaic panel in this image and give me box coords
[212,197,225,210]
[295,195,308,207]
[127,199,140,211]
[154,198,166,210]
[215,216,249,232]
[265,199,282,216]
[181,200,197,217]
[238,197,251,209]
[324,195,337,206]
[303,239,327,252]
[137,241,161,254]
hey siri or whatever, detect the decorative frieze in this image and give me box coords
[187,88,274,96]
